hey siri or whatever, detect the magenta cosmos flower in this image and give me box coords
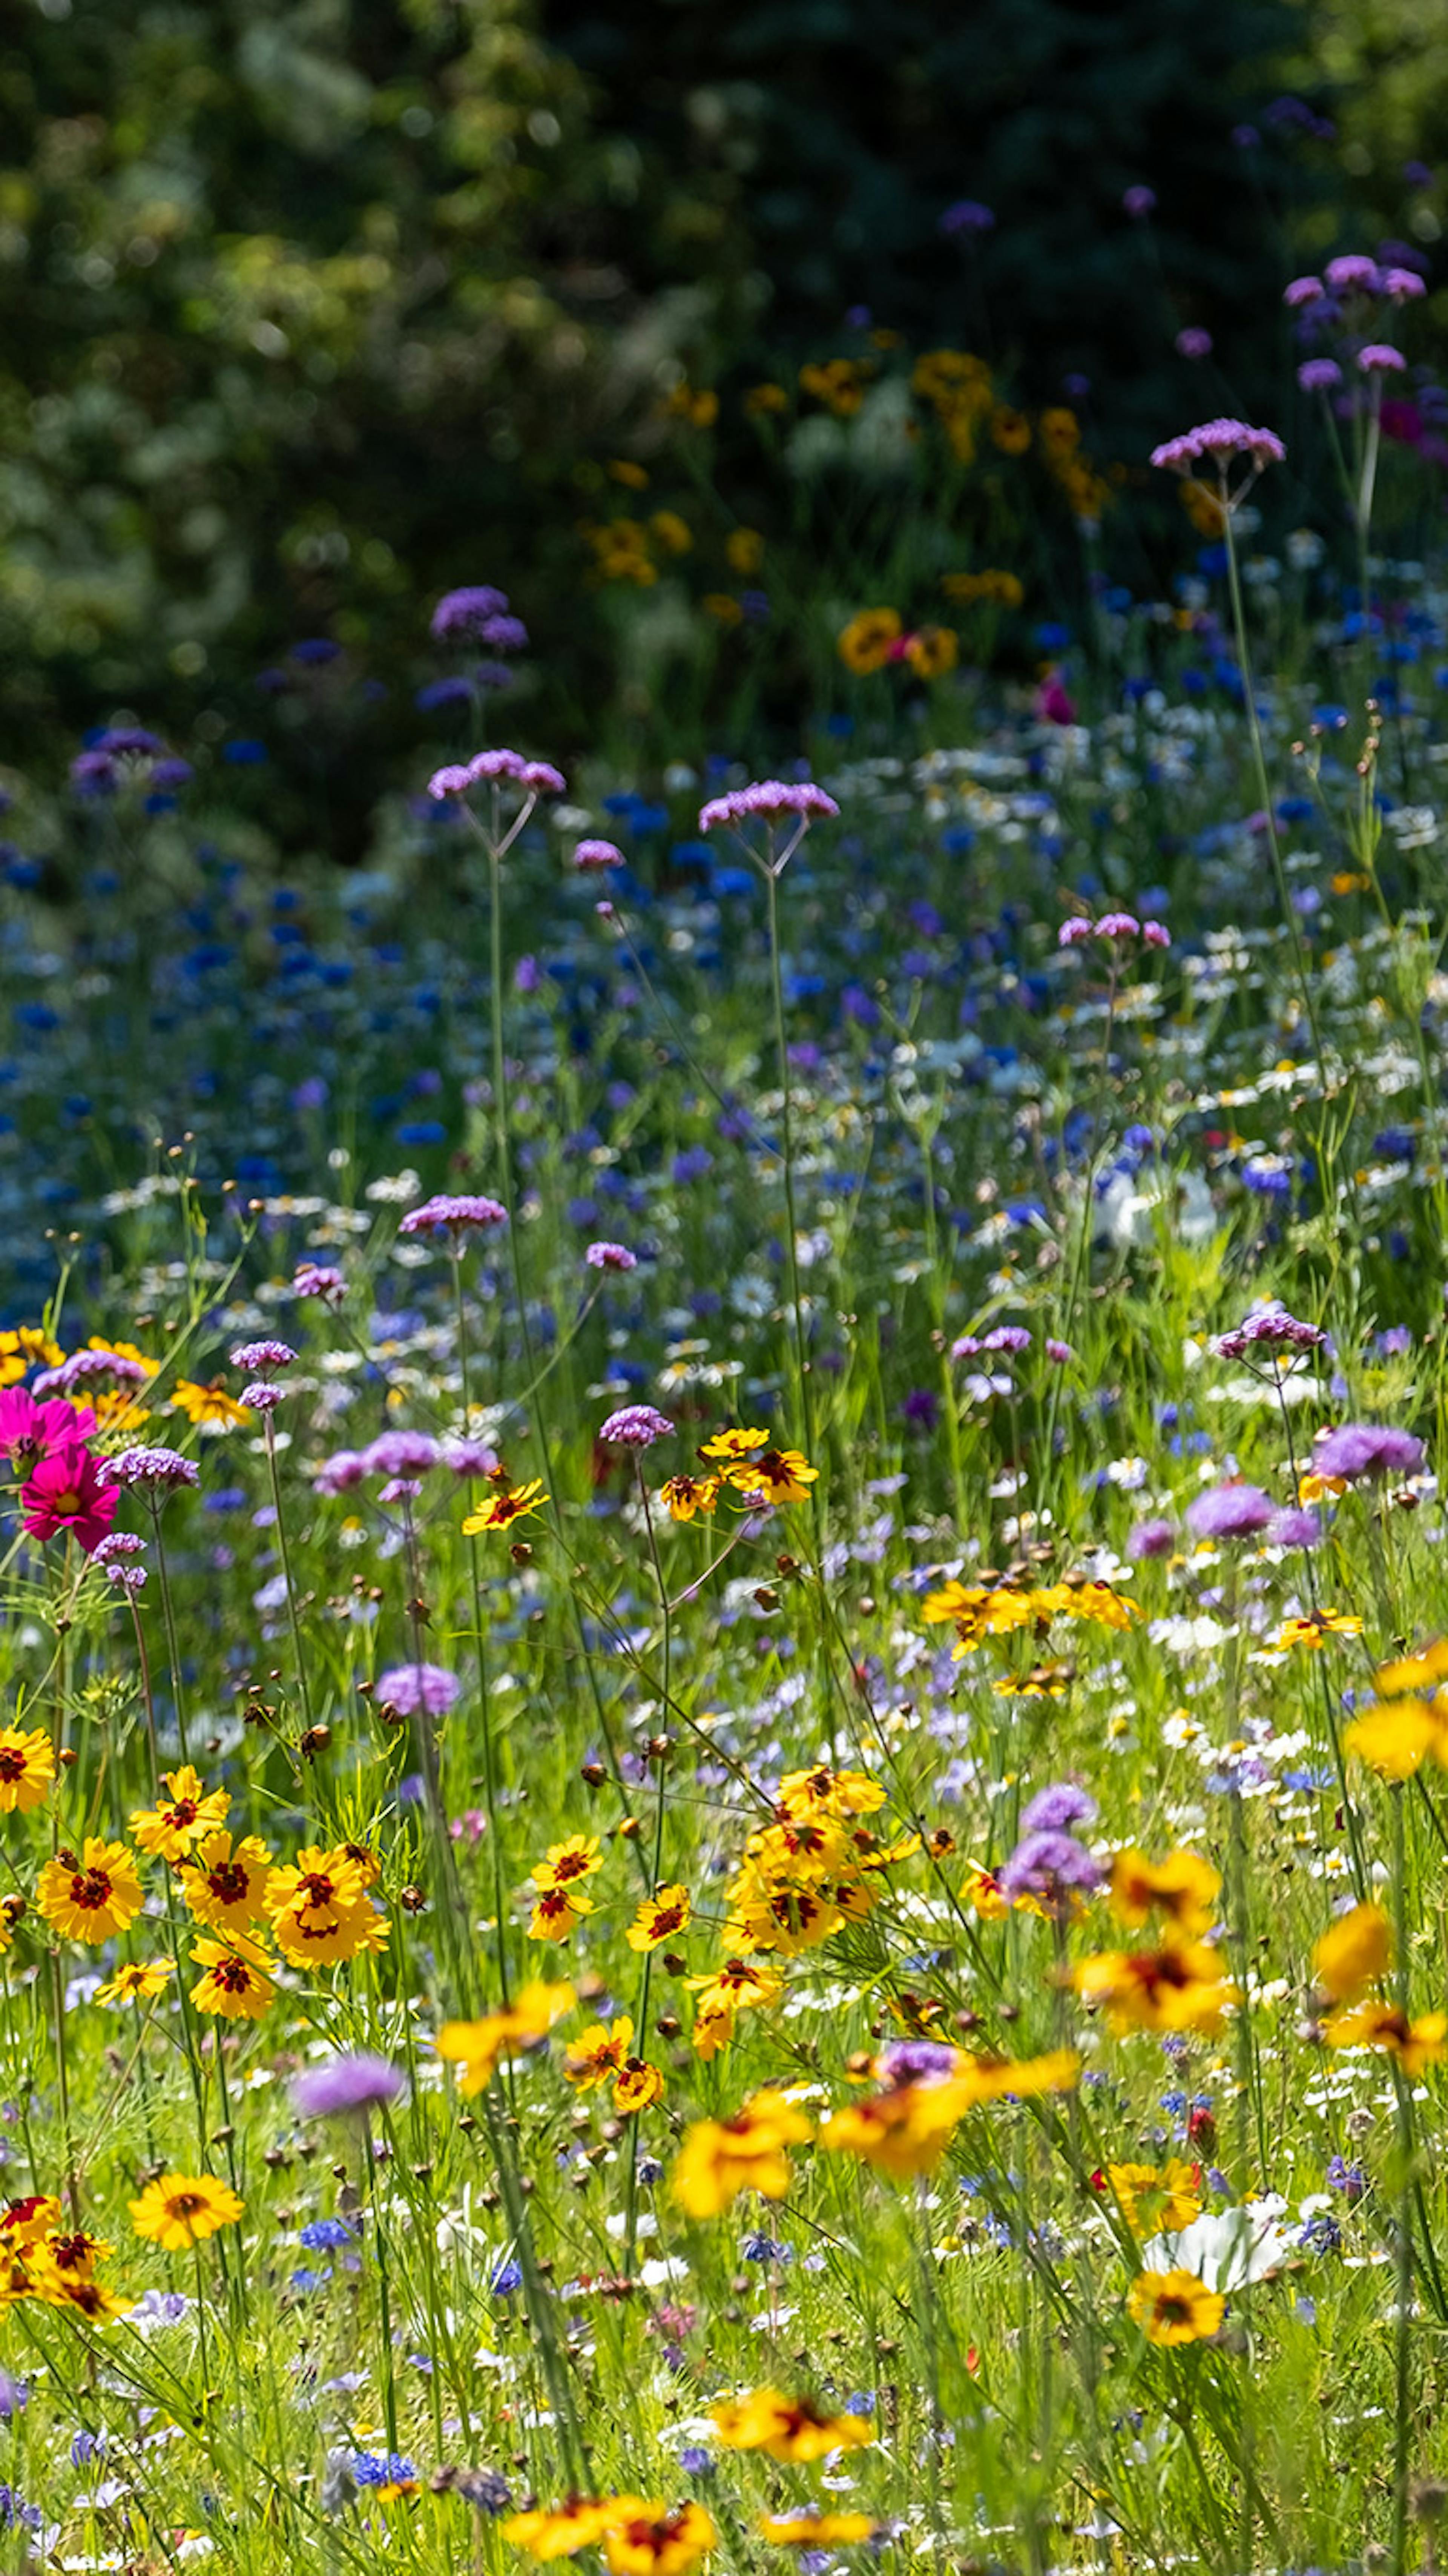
[0,1389,96,1469]
[21,1445,118,1553]
[599,1405,674,1449]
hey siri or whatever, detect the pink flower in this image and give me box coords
[1358,343,1407,375]
[1036,675,1076,725]
[573,840,626,872]
[1283,275,1325,309]
[0,1389,96,1470]
[21,1444,118,1554]
[1149,418,1286,473]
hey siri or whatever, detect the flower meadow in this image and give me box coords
[12,336,1448,2576]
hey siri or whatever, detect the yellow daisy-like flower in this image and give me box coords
[0,2196,63,2248]
[729,1447,818,1508]
[604,2503,717,2576]
[37,1839,144,1945]
[40,2274,133,2325]
[505,2501,630,2561]
[178,1829,275,1935]
[462,1478,549,1535]
[1268,1609,1364,1654]
[1344,1698,1448,1780]
[659,1475,720,1524]
[190,1932,276,2021]
[686,1959,782,2054]
[613,2058,665,2115]
[169,1378,250,1432]
[129,1766,230,1863]
[531,1834,603,1893]
[437,1980,575,2096]
[710,2388,874,2462]
[529,1886,591,1943]
[129,2172,243,2251]
[0,1726,54,1813]
[564,2017,635,2091]
[1324,2002,1448,2075]
[1072,1940,1237,2036]
[837,609,903,675]
[37,2224,112,2284]
[265,1844,389,1967]
[626,1884,692,1951]
[1313,1902,1391,2004]
[777,1765,885,1819]
[698,1427,770,1464]
[1109,1847,1220,1939]
[672,2089,813,2218]
[0,1326,62,1384]
[1104,2159,1203,2236]
[95,1959,175,2006]
[1127,2266,1224,2347]
[759,2516,878,2548]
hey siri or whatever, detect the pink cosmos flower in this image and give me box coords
[21,1443,118,1554]
[0,1389,97,1470]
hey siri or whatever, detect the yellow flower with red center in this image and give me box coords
[921,1580,1037,1655]
[942,568,1025,608]
[1313,1902,1391,2004]
[129,1766,230,1862]
[41,2274,133,2324]
[0,2196,62,2249]
[837,609,903,674]
[506,2501,634,2561]
[729,1447,818,1507]
[1127,2267,1224,2347]
[532,1835,603,1893]
[614,2059,665,2115]
[463,1478,549,1535]
[699,1427,770,1465]
[178,1829,275,1934]
[760,2517,879,2548]
[39,2224,111,2283]
[1032,1580,1138,1633]
[672,2088,813,2218]
[129,2173,243,2251]
[710,2388,874,2461]
[37,1838,144,1944]
[659,1475,721,1523]
[989,405,1031,454]
[95,1959,174,2006]
[1324,2002,1448,2074]
[1267,1609,1364,1654]
[265,1844,389,1966]
[437,1980,575,2096]
[1072,1939,1237,2036]
[564,2017,635,2091]
[626,1884,692,1951]
[529,1887,591,1942]
[170,1378,250,1431]
[1109,1848,1220,1939]
[190,1932,276,2020]
[1103,2159,1202,2236]
[822,2051,1077,2180]
[687,1958,782,2055]
[778,1764,884,1819]
[604,2503,717,2576]
[0,1726,54,1813]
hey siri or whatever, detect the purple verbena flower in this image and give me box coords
[1185,1481,1276,1540]
[1298,359,1343,393]
[360,1431,440,1480]
[229,1339,297,1372]
[1324,254,1382,297]
[1359,343,1407,374]
[599,1405,674,1449]
[294,1262,346,1305]
[1313,1423,1425,1481]
[1127,1517,1176,1559]
[573,840,626,872]
[431,586,509,642]
[292,2052,408,2119]
[376,1663,462,1717]
[399,1194,508,1236]
[1149,418,1286,473]
[998,1830,1103,1908]
[99,1446,200,1491]
[1020,1782,1098,1835]
[698,780,839,835]
[586,1241,638,1272]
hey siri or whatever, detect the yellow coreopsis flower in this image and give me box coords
[463,1478,549,1535]
[129,2173,243,2251]
[672,2089,813,2218]
[1109,1847,1220,1939]
[604,2503,716,2576]
[759,2515,879,2548]
[178,1829,275,1934]
[1313,1902,1391,2004]
[129,1766,230,1862]
[0,1726,54,1813]
[1324,2002,1448,2075]
[170,1379,250,1432]
[1127,2266,1224,2347]
[265,1845,388,1966]
[564,2017,635,2091]
[626,1884,692,1950]
[37,1839,144,1944]
[1072,1940,1237,2036]
[710,2388,874,2462]
[505,2501,630,2561]
[190,1932,276,2020]
[1104,2159,1203,2236]
[437,1980,575,2096]
[95,1959,175,2006]
[1344,1698,1448,1779]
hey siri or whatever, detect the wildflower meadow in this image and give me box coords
[11,83,1448,2576]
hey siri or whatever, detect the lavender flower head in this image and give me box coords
[292,2051,408,2120]
[1127,1516,1176,1560]
[940,200,995,237]
[1298,359,1343,393]
[35,1348,150,1394]
[1020,1782,1098,1835]
[1267,1508,1322,1549]
[698,780,840,834]
[315,1449,366,1495]
[431,586,509,642]
[99,1446,200,1491]
[1383,267,1427,302]
[376,1663,462,1717]
[1358,343,1407,374]
[1149,418,1286,474]
[241,1381,285,1414]
[998,1830,1103,1909]
[1313,1423,1425,1482]
[427,748,565,801]
[586,1241,638,1272]
[441,1437,501,1478]
[294,1261,345,1305]
[1123,185,1157,219]
[1324,255,1382,297]
[399,1194,508,1237]
[878,2038,962,2086]
[599,1404,674,1449]
[1283,275,1325,309]
[1213,1301,1326,1362]
[230,1339,297,1372]
[573,839,626,872]
[1175,327,1213,360]
[1185,1482,1275,1541]
[360,1431,441,1480]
